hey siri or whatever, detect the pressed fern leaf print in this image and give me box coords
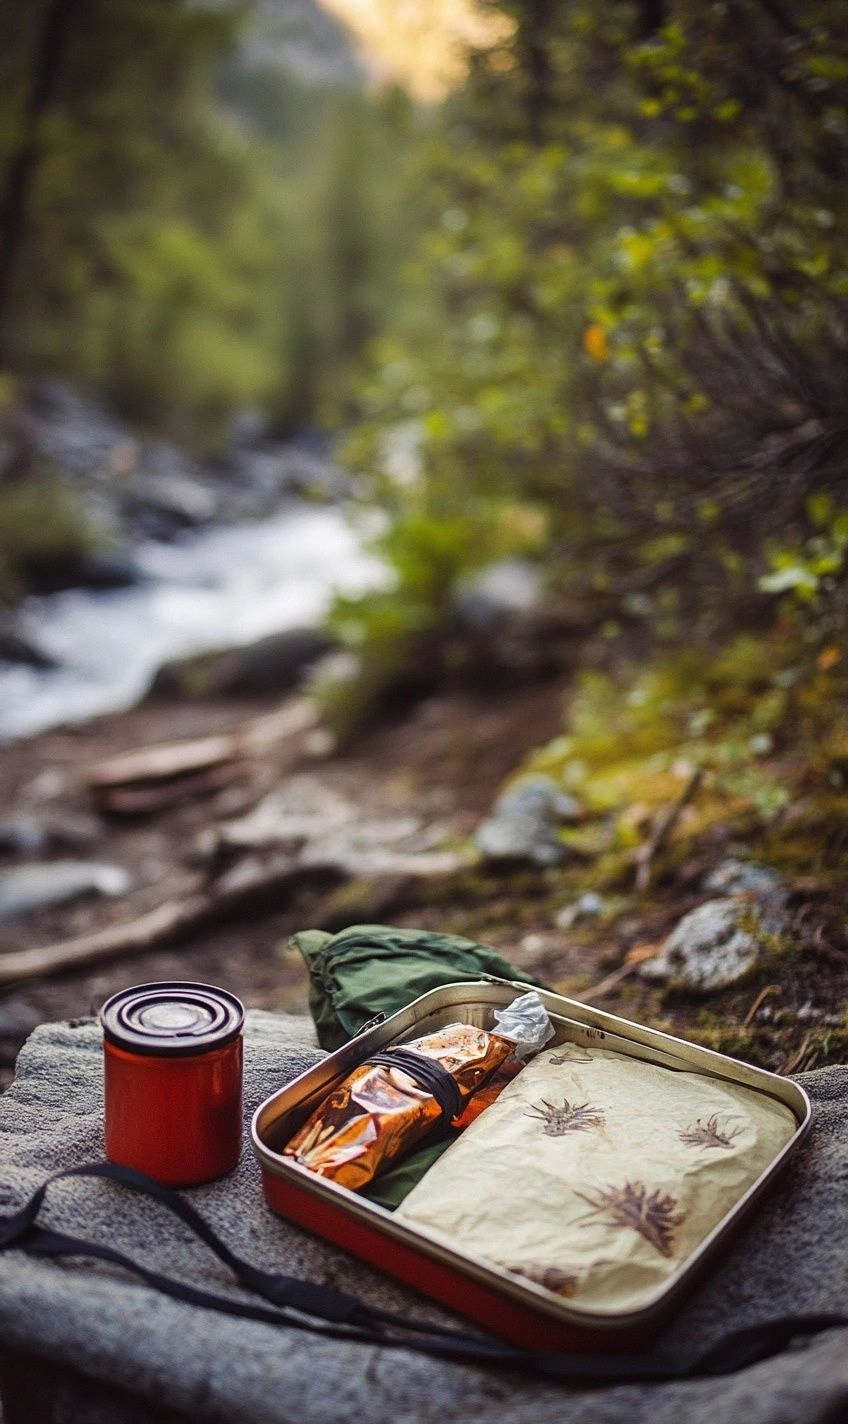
[577,1181,684,1258]
[679,1114,742,1150]
[525,1097,605,1136]
[549,1046,592,1065]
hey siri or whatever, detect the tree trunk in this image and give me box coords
[0,0,76,352]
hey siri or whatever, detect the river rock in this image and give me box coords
[26,380,134,481]
[147,627,336,700]
[640,897,771,992]
[22,547,144,596]
[0,817,48,856]
[225,444,351,512]
[0,616,56,668]
[0,861,131,921]
[0,813,100,859]
[475,775,580,866]
[126,468,218,537]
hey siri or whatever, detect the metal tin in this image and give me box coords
[101,981,244,1187]
[251,978,812,1351]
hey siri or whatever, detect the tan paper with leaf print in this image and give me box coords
[396,1043,796,1314]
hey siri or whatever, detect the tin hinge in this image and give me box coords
[353,1011,387,1038]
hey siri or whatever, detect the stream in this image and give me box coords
[0,503,388,743]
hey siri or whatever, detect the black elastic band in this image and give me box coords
[0,1162,845,1384]
[367,1047,463,1123]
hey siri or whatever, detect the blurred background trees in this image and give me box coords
[1,0,846,648]
[341,0,848,671]
[0,0,419,450]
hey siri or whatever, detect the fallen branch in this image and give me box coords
[95,761,246,816]
[633,767,703,893]
[87,699,317,790]
[0,855,300,985]
[0,843,470,985]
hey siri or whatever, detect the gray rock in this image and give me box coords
[147,627,336,701]
[451,560,576,681]
[703,858,788,907]
[0,816,49,856]
[555,890,606,929]
[475,775,579,866]
[0,861,131,920]
[0,616,57,668]
[27,380,134,481]
[127,469,218,535]
[225,445,351,508]
[641,897,776,992]
[0,813,100,858]
[454,559,544,633]
[0,1014,846,1424]
[22,547,145,596]
[229,407,269,447]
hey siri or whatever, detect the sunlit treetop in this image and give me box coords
[320,0,511,100]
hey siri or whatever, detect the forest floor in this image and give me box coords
[1,658,847,1089]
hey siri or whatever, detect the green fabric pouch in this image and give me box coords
[288,922,549,1208]
[289,921,548,1052]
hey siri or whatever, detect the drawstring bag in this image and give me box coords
[289,923,548,1051]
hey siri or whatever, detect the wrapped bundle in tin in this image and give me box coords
[283,993,552,1191]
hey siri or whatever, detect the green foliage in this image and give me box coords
[343,0,848,663]
[759,495,848,615]
[526,629,809,865]
[0,1,423,446]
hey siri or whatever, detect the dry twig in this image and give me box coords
[633,768,703,893]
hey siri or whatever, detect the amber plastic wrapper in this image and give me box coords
[284,1022,515,1191]
[452,1058,524,1129]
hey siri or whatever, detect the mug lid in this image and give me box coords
[100,981,244,1056]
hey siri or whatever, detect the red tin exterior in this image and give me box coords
[260,1164,651,1351]
[104,1034,243,1187]
[252,979,812,1352]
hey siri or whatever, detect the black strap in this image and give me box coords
[0,1162,845,1384]
[367,1047,464,1122]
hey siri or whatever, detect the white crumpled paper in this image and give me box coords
[396,1042,797,1314]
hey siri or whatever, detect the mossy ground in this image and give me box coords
[1,620,846,1085]
[388,623,848,1074]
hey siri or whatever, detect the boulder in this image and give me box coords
[21,548,144,596]
[451,560,577,681]
[146,627,336,701]
[454,559,544,632]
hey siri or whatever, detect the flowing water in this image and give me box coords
[0,504,388,742]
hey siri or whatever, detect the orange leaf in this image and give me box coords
[817,645,841,671]
[583,323,609,363]
[624,941,661,966]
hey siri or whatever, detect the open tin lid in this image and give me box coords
[100,981,244,1056]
